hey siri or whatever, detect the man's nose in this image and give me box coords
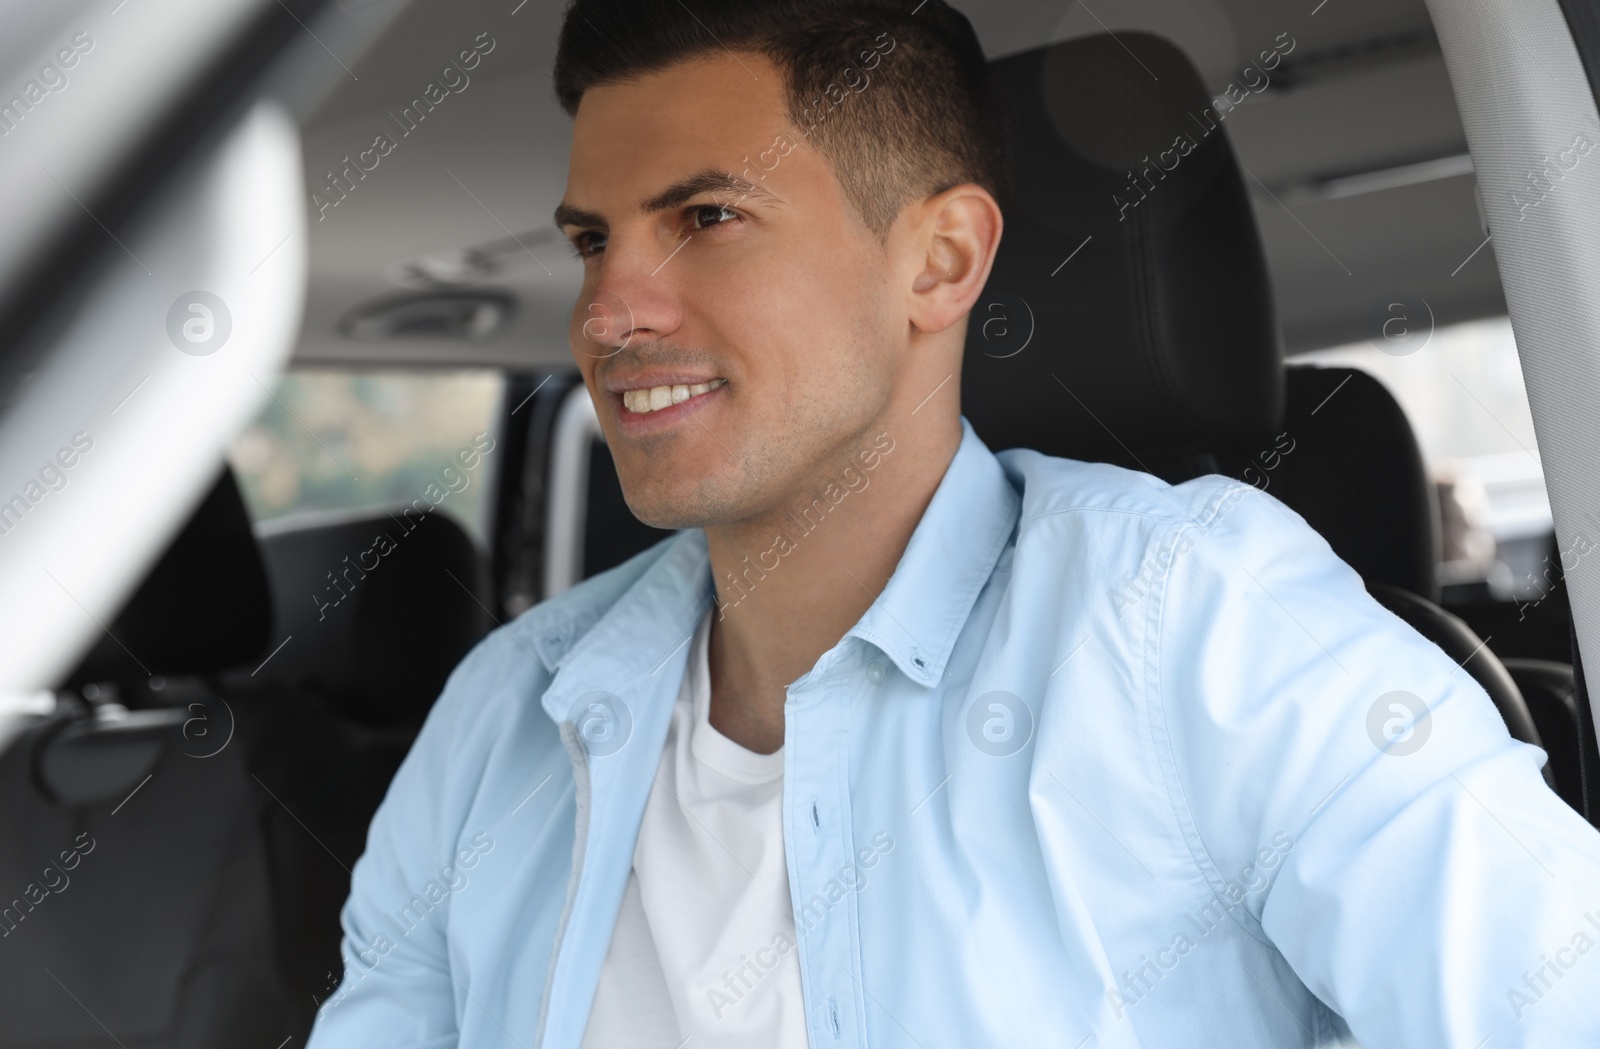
[577,290,639,358]
[576,237,685,357]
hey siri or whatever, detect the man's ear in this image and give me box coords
[898,184,1004,335]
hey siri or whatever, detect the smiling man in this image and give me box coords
[307,2,1600,1048]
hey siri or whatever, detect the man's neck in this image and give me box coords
[703,411,962,753]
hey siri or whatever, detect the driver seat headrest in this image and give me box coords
[964,31,1284,471]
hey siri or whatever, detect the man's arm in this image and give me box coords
[1156,481,1600,1046]
[306,630,529,1049]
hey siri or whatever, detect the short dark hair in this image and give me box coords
[553,0,1008,241]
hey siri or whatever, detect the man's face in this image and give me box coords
[557,53,903,529]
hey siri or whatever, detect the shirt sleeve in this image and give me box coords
[1153,479,1600,1048]
[305,629,527,1049]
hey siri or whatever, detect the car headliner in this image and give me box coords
[294,0,1497,369]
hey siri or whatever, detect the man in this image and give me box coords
[307,1,1600,1046]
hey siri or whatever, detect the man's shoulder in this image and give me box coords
[992,448,1341,619]
[407,530,693,775]
[995,447,1284,542]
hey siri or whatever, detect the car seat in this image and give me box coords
[961,31,1564,797]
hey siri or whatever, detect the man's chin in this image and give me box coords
[617,453,790,531]
[626,505,705,531]
[619,483,734,532]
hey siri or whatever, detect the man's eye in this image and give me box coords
[570,231,606,258]
[689,204,739,231]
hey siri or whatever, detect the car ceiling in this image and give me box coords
[293,0,1499,369]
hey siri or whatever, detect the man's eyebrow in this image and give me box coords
[554,169,785,231]
[553,202,606,231]
[640,169,785,213]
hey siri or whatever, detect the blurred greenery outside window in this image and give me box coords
[228,369,505,545]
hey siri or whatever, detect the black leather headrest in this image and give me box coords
[964,32,1283,467]
[1224,365,1440,601]
[67,466,273,684]
[254,506,490,725]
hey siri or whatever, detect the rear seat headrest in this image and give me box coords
[963,31,1284,465]
[253,505,491,725]
[66,465,273,685]
[1233,365,1441,602]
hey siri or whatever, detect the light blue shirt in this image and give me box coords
[307,417,1600,1049]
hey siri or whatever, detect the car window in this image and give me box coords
[1295,314,1547,600]
[227,368,505,545]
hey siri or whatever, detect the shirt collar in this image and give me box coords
[535,528,713,725]
[531,415,1019,712]
[845,416,1019,688]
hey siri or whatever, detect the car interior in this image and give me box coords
[2,0,1598,1045]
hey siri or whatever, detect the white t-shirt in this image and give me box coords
[580,609,810,1048]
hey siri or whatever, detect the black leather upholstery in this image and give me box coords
[1232,365,1441,602]
[243,506,493,1038]
[2,468,496,1047]
[960,33,1567,789]
[1,465,294,1047]
[0,725,292,1046]
[963,32,1283,474]
[64,466,273,684]
[253,505,491,725]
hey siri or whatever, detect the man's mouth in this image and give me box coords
[620,378,727,414]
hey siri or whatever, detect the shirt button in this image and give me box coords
[866,661,886,684]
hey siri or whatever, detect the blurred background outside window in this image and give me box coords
[227,368,505,546]
[224,331,1550,603]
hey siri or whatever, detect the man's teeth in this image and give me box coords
[622,378,726,414]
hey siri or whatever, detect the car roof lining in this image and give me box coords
[286,0,1498,369]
